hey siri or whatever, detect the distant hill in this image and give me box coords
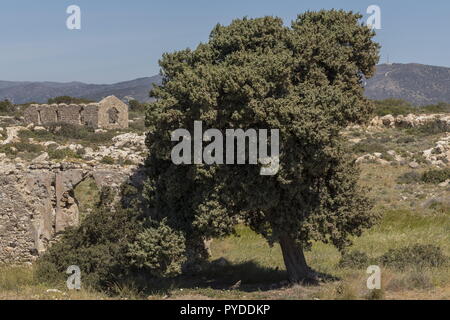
[365,63,450,105]
[0,75,163,104]
[2,63,450,105]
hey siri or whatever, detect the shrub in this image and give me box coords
[338,251,370,269]
[127,219,187,278]
[411,121,450,136]
[48,148,81,160]
[421,168,450,184]
[20,123,120,146]
[373,99,415,116]
[101,156,115,164]
[0,99,15,114]
[373,99,450,116]
[380,244,447,270]
[351,140,386,154]
[396,171,421,184]
[0,142,45,158]
[396,136,415,144]
[47,96,94,104]
[35,204,146,291]
[35,186,188,292]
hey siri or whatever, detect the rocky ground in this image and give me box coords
[0,116,147,167]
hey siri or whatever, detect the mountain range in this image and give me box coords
[0,75,162,104]
[2,63,450,105]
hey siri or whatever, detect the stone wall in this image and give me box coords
[23,95,128,130]
[0,162,141,264]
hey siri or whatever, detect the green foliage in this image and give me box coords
[100,156,115,164]
[19,123,119,146]
[0,142,45,160]
[351,139,387,154]
[373,99,415,116]
[36,183,191,292]
[128,100,146,113]
[421,168,450,184]
[145,10,380,279]
[127,219,187,278]
[373,99,450,116]
[48,148,81,160]
[0,99,15,114]
[47,96,94,104]
[36,202,144,290]
[396,171,422,185]
[380,244,447,270]
[338,251,370,269]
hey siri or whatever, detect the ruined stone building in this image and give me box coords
[0,163,145,264]
[24,95,128,129]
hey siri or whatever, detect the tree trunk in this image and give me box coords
[279,234,311,283]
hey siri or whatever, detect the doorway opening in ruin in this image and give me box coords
[108,107,119,124]
[37,110,42,125]
[73,176,101,223]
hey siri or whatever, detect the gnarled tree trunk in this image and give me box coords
[279,234,311,283]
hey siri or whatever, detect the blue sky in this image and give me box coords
[1,0,449,83]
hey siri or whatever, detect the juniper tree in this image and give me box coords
[145,10,380,282]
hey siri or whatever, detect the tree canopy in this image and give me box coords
[145,10,381,282]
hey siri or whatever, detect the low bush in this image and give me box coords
[373,99,450,116]
[421,168,450,184]
[351,140,387,154]
[35,187,190,293]
[35,203,146,291]
[19,123,120,146]
[101,156,115,164]
[48,148,82,160]
[380,244,447,270]
[396,171,422,184]
[373,99,415,116]
[0,142,45,158]
[407,120,450,136]
[338,251,370,269]
[47,96,94,104]
[0,99,15,114]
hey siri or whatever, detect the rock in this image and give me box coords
[1,126,27,145]
[32,152,49,164]
[373,152,382,158]
[377,159,390,165]
[408,161,420,169]
[380,115,395,127]
[46,289,62,293]
[438,180,449,187]
[348,138,362,144]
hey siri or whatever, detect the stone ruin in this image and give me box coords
[23,95,129,130]
[0,162,145,264]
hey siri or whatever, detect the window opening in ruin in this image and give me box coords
[108,107,119,124]
[78,108,83,125]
